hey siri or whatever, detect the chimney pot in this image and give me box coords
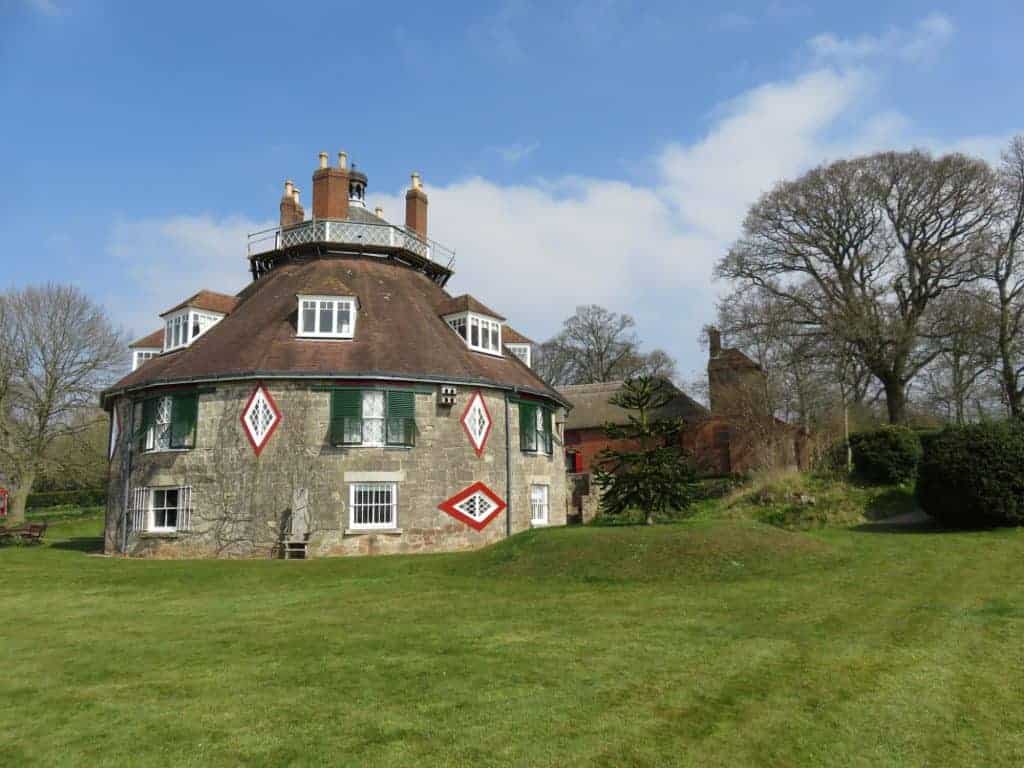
[338,151,348,169]
[318,152,328,170]
[411,172,422,190]
[375,206,384,218]
[292,187,301,205]
[283,179,294,197]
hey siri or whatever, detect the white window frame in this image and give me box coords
[147,486,192,533]
[348,482,398,530]
[297,294,357,339]
[530,484,549,525]
[507,343,531,368]
[145,396,173,452]
[163,309,225,352]
[444,311,503,356]
[132,348,160,371]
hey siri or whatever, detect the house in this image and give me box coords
[561,330,806,487]
[102,151,569,558]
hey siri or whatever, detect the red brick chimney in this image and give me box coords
[312,151,350,220]
[708,327,722,356]
[279,180,304,227]
[405,172,428,238]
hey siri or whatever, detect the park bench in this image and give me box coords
[0,521,48,545]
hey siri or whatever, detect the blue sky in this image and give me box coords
[2,0,1022,381]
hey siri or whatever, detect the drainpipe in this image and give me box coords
[505,391,513,538]
[120,399,135,555]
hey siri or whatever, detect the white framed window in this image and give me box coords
[361,390,385,446]
[130,486,192,533]
[349,482,397,530]
[530,484,549,525]
[445,312,502,356]
[132,349,160,371]
[163,309,224,352]
[507,343,531,368]
[147,396,172,451]
[297,294,356,338]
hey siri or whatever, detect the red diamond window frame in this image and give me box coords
[460,390,493,457]
[240,383,282,457]
[438,481,507,531]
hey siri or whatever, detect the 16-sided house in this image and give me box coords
[102,151,568,558]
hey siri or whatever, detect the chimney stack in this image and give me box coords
[405,172,428,238]
[708,327,722,356]
[279,179,304,227]
[312,149,350,220]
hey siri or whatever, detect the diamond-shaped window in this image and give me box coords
[439,481,507,531]
[460,390,492,456]
[240,384,282,456]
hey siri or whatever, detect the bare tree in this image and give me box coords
[717,150,999,423]
[978,135,1024,418]
[0,284,124,523]
[537,305,677,385]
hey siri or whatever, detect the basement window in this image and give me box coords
[530,484,549,525]
[297,295,356,339]
[349,482,397,530]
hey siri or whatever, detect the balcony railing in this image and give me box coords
[247,218,455,268]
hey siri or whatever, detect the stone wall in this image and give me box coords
[105,381,567,558]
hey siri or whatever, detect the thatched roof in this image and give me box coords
[559,380,708,430]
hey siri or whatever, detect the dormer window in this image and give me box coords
[297,295,356,339]
[163,309,224,352]
[507,343,531,368]
[445,312,502,356]
[132,349,160,371]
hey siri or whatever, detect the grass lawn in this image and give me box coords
[3,503,1024,767]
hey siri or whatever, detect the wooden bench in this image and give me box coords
[0,521,48,544]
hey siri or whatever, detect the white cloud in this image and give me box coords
[810,12,955,65]
[488,142,540,165]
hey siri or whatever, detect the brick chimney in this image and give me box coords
[405,172,428,238]
[708,327,722,356]
[279,180,304,227]
[312,150,350,220]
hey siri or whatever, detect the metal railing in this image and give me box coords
[247,218,455,267]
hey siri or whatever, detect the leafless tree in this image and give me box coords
[717,150,999,423]
[977,136,1024,418]
[536,304,677,385]
[0,284,124,523]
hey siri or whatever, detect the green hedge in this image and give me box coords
[848,427,922,485]
[26,488,106,510]
[917,421,1024,528]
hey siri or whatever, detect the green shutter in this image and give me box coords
[330,389,362,445]
[170,392,198,449]
[519,401,537,452]
[139,398,157,450]
[386,390,416,446]
[542,407,553,454]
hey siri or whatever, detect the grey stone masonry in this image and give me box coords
[104,381,567,558]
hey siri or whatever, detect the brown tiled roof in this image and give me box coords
[104,257,566,407]
[160,289,240,318]
[560,380,708,430]
[129,329,164,349]
[436,294,506,321]
[502,326,534,345]
[709,348,761,371]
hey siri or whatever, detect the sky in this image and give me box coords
[1,0,1022,383]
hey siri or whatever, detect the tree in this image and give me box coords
[0,284,124,523]
[536,305,677,385]
[979,135,1024,418]
[592,377,696,525]
[717,150,999,424]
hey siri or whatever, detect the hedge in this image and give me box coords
[26,488,107,510]
[848,426,922,485]
[917,421,1024,528]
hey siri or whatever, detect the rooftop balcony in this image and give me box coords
[247,218,456,270]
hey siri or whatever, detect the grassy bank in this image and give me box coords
[2,501,1023,766]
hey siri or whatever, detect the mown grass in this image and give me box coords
[2,500,1024,767]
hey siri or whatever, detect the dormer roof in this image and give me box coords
[437,294,506,321]
[160,290,240,318]
[129,329,165,349]
[502,326,534,345]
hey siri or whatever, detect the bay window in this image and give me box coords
[445,311,503,355]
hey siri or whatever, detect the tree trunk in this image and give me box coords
[882,378,908,424]
[7,470,34,525]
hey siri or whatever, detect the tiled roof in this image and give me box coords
[129,329,164,349]
[104,257,565,407]
[160,290,240,318]
[560,380,708,430]
[436,294,506,321]
[502,326,534,345]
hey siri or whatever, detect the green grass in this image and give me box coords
[3,501,1024,767]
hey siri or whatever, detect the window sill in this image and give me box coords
[333,445,414,451]
[137,531,182,539]
[531,521,549,528]
[343,528,403,536]
[141,448,193,455]
[295,334,354,341]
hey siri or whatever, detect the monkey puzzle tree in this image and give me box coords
[592,376,696,525]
